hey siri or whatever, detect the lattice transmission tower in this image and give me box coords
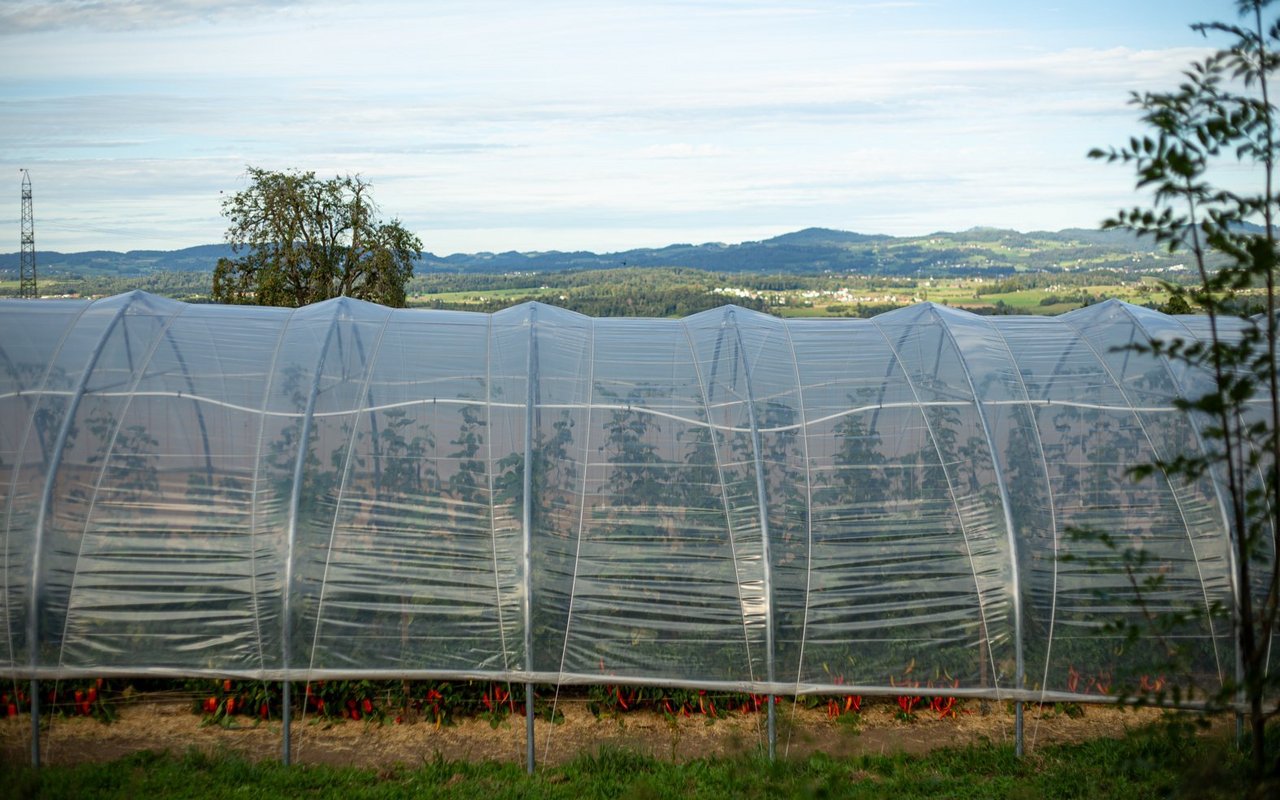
[19,169,36,299]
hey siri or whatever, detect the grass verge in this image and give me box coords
[0,719,1251,799]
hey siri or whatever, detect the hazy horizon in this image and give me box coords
[1,222,1142,261]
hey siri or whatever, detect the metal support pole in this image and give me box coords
[727,309,777,761]
[28,299,133,771]
[30,678,39,766]
[281,304,343,767]
[935,311,1027,758]
[526,684,535,775]
[1015,701,1024,757]
[767,694,776,761]
[522,305,538,775]
[282,681,292,765]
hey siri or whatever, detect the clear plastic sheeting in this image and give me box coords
[0,292,1252,702]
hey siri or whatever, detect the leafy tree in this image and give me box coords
[1089,0,1280,788]
[212,167,422,308]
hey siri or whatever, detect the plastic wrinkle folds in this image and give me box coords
[0,293,1250,702]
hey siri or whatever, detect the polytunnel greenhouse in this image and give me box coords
[0,291,1257,742]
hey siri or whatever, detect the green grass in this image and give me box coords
[774,305,833,318]
[0,722,1251,799]
[409,288,548,305]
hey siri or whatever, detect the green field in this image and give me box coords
[0,722,1252,799]
[5,267,1191,320]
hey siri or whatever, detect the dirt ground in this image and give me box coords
[0,694,1184,770]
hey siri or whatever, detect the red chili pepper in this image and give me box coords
[261,703,269,719]
[226,697,235,714]
[75,690,84,703]
[351,709,361,721]
[224,679,232,692]
[78,701,91,716]
[87,687,97,703]
[205,697,217,714]
[362,698,372,714]
[96,678,104,690]
[6,703,16,717]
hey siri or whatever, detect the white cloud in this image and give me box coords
[0,0,1234,253]
[0,0,302,34]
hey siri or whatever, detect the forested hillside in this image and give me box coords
[0,226,1185,285]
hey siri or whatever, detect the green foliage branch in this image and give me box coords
[1088,0,1280,787]
[212,167,422,308]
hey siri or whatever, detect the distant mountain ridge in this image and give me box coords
[0,226,1168,278]
[0,243,238,276]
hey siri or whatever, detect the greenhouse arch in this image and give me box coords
[0,292,1249,715]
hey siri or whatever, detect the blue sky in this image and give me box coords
[0,0,1240,255]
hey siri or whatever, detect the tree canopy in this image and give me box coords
[1089,0,1280,789]
[212,167,422,308]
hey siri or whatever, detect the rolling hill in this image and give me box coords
[0,226,1179,280]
